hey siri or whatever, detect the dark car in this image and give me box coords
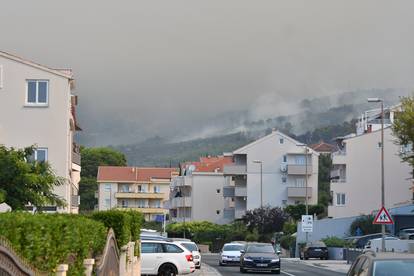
[300,241,328,260]
[240,243,280,274]
[352,233,393,249]
[347,252,414,276]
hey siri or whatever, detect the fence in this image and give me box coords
[346,248,363,264]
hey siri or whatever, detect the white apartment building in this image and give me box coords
[0,51,81,213]
[329,111,413,218]
[97,166,178,221]
[169,156,234,224]
[223,130,319,219]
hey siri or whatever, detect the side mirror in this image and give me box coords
[240,250,245,254]
[276,250,281,255]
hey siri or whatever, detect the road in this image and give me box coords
[201,254,347,276]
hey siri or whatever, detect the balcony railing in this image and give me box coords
[170,197,192,208]
[223,186,235,197]
[171,176,191,187]
[287,187,312,198]
[235,209,246,219]
[223,208,235,220]
[287,164,312,175]
[331,178,346,183]
[235,186,247,197]
[223,164,247,175]
[72,142,81,165]
[115,192,165,199]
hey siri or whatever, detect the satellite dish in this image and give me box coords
[188,165,196,173]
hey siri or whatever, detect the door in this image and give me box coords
[141,242,163,274]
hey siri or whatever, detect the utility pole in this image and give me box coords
[305,146,309,244]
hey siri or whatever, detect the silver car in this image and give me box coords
[219,243,245,266]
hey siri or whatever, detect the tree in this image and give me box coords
[242,206,288,241]
[284,204,325,221]
[79,147,127,211]
[0,145,65,210]
[350,215,381,236]
[392,96,414,170]
[318,154,332,214]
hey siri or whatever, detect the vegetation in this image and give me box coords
[392,96,414,171]
[0,212,107,275]
[142,221,163,232]
[79,147,127,211]
[89,210,144,247]
[322,236,351,248]
[317,154,333,216]
[284,204,325,221]
[242,206,288,242]
[350,215,381,236]
[0,145,65,210]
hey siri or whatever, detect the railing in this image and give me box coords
[170,197,191,208]
[235,186,247,197]
[115,192,165,199]
[223,164,247,175]
[333,150,346,156]
[223,186,235,197]
[287,187,312,198]
[331,178,346,183]
[369,119,392,125]
[72,142,81,165]
[223,208,235,220]
[235,209,246,219]
[287,164,312,175]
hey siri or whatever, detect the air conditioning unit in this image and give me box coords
[280,163,288,172]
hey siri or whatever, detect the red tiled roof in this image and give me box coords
[183,156,233,173]
[310,141,336,153]
[97,166,178,182]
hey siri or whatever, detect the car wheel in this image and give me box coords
[240,267,246,273]
[158,264,177,276]
[272,270,280,274]
[219,261,223,266]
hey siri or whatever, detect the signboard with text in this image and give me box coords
[301,215,313,232]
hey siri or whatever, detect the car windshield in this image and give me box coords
[181,243,198,252]
[373,260,414,276]
[403,229,414,233]
[223,244,244,251]
[246,244,275,253]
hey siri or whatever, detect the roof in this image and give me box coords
[182,156,233,173]
[363,252,414,260]
[310,141,337,153]
[233,130,318,156]
[97,166,178,182]
[0,50,73,79]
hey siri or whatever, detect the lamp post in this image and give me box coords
[253,160,263,208]
[367,97,385,252]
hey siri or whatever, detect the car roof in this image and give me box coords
[246,242,273,246]
[362,252,414,260]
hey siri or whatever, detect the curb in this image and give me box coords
[196,263,222,276]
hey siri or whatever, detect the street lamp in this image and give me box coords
[367,97,385,252]
[253,160,263,208]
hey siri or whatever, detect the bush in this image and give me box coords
[0,212,107,275]
[280,235,295,250]
[322,236,351,248]
[90,210,143,247]
[282,222,297,235]
[350,215,381,236]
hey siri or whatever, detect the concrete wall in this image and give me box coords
[329,128,412,218]
[0,55,74,212]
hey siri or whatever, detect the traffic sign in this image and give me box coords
[373,207,394,225]
[301,215,313,232]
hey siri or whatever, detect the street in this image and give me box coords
[201,254,347,276]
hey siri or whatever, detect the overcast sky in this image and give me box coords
[2,0,414,144]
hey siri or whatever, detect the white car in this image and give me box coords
[141,240,195,276]
[173,240,202,269]
[219,243,246,266]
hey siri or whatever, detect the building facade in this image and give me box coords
[97,166,178,221]
[0,51,81,213]
[223,130,319,219]
[328,126,413,218]
[169,156,234,224]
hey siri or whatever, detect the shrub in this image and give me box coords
[90,210,143,247]
[322,236,351,248]
[280,235,296,250]
[350,215,381,236]
[0,212,107,275]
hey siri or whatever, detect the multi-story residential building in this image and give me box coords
[223,130,319,219]
[0,51,81,213]
[97,166,179,221]
[329,117,412,218]
[310,141,337,155]
[169,156,234,224]
[356,105,400,135]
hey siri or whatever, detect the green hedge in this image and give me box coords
[90,210,144,247]
[0,212,107,275]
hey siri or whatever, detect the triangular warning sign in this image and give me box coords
[373,207,394,225]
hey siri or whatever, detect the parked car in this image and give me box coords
[140,234,170,241]
[347,252,414,276]
[219,243,245,266]
[398,228,414,239]
[300,241,328,260]
[141,240,195,276]
[173,240,202,269]
[240,243,281,274]
[364,236,400,250]
[352,233,392,249]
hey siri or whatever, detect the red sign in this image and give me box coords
[373,206,394,225]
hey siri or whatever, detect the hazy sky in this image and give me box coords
[2,0,414,144]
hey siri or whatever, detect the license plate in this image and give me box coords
[257,264,268,267]
[314,249,322,251]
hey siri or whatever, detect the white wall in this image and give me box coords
[329,128,412,218]
[0,56,73,212]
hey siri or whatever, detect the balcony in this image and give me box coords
[223,164,247,175]
[224,208,235,220]
[287,164,312,175]
[72,143,81,166]
[332,151,346,164]
[235,186,247,197]
[117,206,167,214]
[287,187,312,198]
[235,209,246,219]
[115,192,165,199]
[223,186,235,197]
[171,176,192,187]
[170,197,192,208]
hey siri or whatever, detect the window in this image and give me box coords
[231,198,235,202]
[121,200,128,208]
[279,138,284,144]
[138,185,146,193]
[216,210,220,215]
[153,186,160,193]
[216,189,221,194]
[137,199,146,208]
[282,200,287,206]
[336,193,346,206]
[296,178,305,187]
[120,184,130,192]
[29,148,48,162]
[104,199,111,208]
[162,244,184,253]
[104,184,111,192]
[282,175,287,184]
[141,243,163,253]
[295,155,306,165]
[283,155,287,162]
[26,80,48,105]
[153,200,161,208]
